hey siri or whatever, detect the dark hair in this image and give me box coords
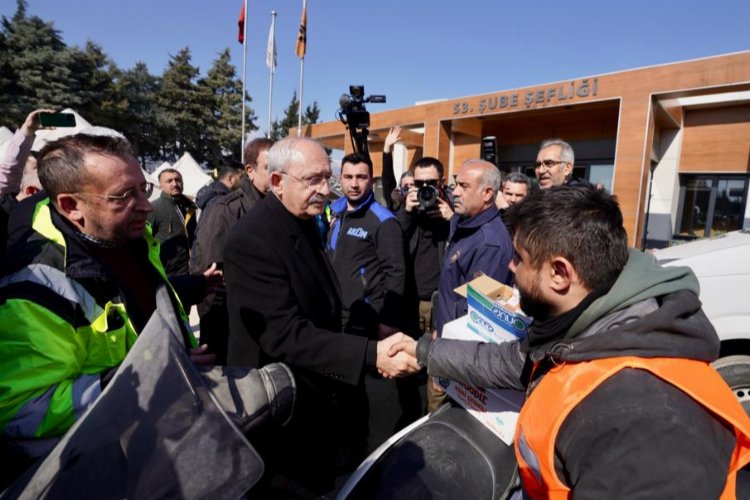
[504,186,628,290]
[412,156,444,181]
[158,168,181,182]
[341,152,373,176]
[38,134,134,199]
[216,159,244,179]
[243,138,274,168]
[505,172,530,187]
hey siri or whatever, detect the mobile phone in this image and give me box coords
[38,112,76,128]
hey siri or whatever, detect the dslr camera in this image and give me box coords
[415,180,440,211]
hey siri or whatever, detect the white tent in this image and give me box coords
[31,109,124,151]
[0,126,13,145]
[153,153,211,200]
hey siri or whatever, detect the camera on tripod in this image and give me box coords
[336,85,386,156]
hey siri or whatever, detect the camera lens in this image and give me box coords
[417,185,438,210]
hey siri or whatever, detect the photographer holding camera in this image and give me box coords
[396,157,454,337]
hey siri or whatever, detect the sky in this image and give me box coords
[3,0,750,139]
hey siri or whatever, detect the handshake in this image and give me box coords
[375,333,421,379]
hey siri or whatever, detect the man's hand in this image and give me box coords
[376,333,420,378]
[190,344,216,365]
[495,191,509,210]
[387,337,417,358]
[203,262,225,294]
[434,196,454,221]
[404,185,419,213]
[383,126,401,153]
[21,108,55,137]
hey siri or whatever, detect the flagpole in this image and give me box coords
[297,59,304,137]
[240,0,248,163]
[267,11,277,138]
[296,0,307,137]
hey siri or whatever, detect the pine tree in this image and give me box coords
[269,91,321,140]
[199,48,257,165]
[0,0,82,126]
[68,41,119,127]
[155,47,213,162]
[108,62,161,165]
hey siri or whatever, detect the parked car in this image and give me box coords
[653,229,750,416]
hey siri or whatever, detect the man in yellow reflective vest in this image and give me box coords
[0,134,213,486]
[391,186,750,498]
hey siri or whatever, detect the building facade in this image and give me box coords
[306,51,750,248]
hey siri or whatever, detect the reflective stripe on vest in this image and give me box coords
[0,263,104,324]
[514,356,750,500]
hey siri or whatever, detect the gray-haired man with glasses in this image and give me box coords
[224,137,419,497]
[534,138,577,189]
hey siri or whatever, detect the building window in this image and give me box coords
[676,174,749,239]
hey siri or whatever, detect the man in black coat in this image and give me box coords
[223,137,418,497]
[148,168,197,276]
[190,138,273,364]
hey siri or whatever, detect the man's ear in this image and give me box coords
[482,186,495,204]
[563,161,573,178]
[548,256,575,293]
[270,171,284,194]
[245,164,255,179]
[56,194,85,224]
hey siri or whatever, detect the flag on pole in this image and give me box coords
[237,3,246,44]
[296,0,307,59]
[266,16,277,72]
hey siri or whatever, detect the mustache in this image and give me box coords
[308,194,327,204]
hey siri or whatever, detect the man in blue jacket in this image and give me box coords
[326,152,407,339]
[430,159,513,410]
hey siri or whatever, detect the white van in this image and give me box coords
[653,229,750,416]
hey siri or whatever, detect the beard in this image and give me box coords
[518,280,552,322]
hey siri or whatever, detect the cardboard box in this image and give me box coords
[453,274,532,343]
[436,275,532,445]
[440,316,525,445]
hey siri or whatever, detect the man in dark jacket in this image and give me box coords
[189,138,273,364]
[224,137,417,497]
[327,152,422,435]
[428,159,512,412]
[396,157,453,336]
[327,152,407,338]
[148,169,197,276]
[194,160,243,210]
[390,186,750,498]
[433,159,512,335]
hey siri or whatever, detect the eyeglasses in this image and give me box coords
[78,182,154,206]
[281,171,331,189]
[414,179,439,188]
[534,159,566,170]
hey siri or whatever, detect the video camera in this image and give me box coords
[336,85,386,157]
